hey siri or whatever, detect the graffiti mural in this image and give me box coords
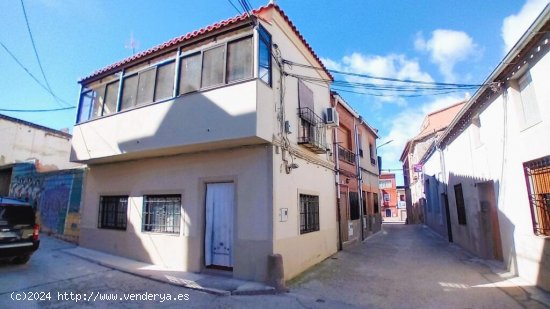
[8,163,84,240]
[9,164,44,205]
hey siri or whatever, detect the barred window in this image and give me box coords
[142,195,181,234]
[300,194,319,234]
[524,156,550,236]
[98,196,128,230]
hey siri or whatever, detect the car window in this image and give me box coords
[0,206,35,226]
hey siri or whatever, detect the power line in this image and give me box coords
[0,106,75,113]
[20,0,71,108]
[283,59,490,88]
[0,41,74,107]
[227,0,243,15]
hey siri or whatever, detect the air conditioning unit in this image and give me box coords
[325,107,339,127]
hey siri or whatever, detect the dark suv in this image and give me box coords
[0,197,40,264]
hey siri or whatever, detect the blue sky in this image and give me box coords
[1,0,548,183]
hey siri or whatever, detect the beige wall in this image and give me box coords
[72,81,269,164]
[0,117,78,171]
[79,146,273,282]
[272,147,338,280]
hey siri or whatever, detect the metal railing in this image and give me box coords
[338,145,356,164]
[297,107,328,154]
[524,156,550,236]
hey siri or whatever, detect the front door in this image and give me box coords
[205,182,234,269]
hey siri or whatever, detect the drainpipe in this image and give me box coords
[333,104,343,251]
[354,119,364,241]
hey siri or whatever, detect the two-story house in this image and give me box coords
[70,3,337,283]
[330,92,380,248]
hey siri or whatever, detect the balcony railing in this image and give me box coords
[338,145,356,164]
[297,107,328,154]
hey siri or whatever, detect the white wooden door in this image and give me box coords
[205,183,234,268]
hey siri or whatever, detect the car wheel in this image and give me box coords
[13,255,31,264]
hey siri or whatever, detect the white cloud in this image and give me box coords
[501,0,549,53]
[415,30,479,82]
[321,53,433,105]
[377,95,464,169]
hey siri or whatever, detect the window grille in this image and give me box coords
[300,194,319,234]
[524,156,550,236]
[98,196,128,230]
[143,195,181,234]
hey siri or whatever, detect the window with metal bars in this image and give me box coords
[98,196,128,230]
[299,194,319,234]
[142,195,181,234]
[523,156,550,236]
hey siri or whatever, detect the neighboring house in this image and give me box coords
[423,5,550,291]
[379,173,399,222]
[357,109,383,237]
[70,3,338,283]
[330,92,380,249]
[397,186,407,222]
[399,100,465,229]
[0,113,84,242]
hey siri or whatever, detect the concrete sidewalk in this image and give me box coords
[63,246,275,296]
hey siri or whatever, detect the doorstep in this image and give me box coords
[63,247,276,296]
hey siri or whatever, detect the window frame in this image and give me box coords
[76,31,257,124]
[516,71,541,129]
[257,24,272,87]
[523,155,550,236]
[98,195,128,230]
[299,194,320,234]
[142,194,182,235]
[178,33,254,95]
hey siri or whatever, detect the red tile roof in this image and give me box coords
[80,3,332,83]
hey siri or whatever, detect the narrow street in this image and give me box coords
[1,224,549,308]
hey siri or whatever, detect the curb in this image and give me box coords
[62,248,276,297]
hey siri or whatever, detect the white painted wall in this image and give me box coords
[0,116,78,171]
[442,48,550,290]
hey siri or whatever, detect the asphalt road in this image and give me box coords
[1,224,548,308]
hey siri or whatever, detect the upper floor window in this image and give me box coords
[379,180,392,189]
[517,71,541,129]
[121,60,176,111]
[258,25,272,86]
[77,77,119,123]
[76,29,266,124]
[523,156,550,236]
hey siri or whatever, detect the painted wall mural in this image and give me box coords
[8,163,84,240]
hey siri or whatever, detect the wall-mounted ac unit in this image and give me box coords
[325,107,339,127]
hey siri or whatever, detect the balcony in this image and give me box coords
[338,145,356,164]
[71,80,272,163]
[297,107,328,154]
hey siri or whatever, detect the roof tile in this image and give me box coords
[80,4,331,83]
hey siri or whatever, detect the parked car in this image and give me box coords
[0,197,40,264]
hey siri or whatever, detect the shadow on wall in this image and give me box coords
[8,163,84,243]
[78,89,274,282]
[116,86,259,155]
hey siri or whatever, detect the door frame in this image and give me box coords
[203,181,236,271]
